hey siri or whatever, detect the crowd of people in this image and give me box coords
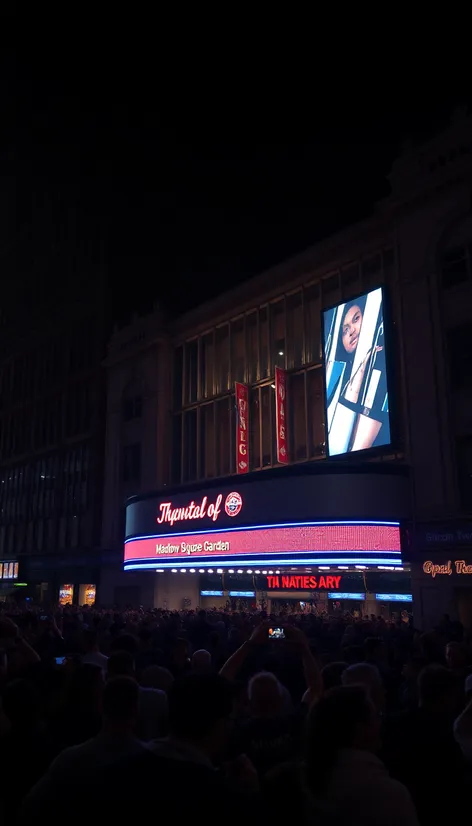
[0,601,471,825]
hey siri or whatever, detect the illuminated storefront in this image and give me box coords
[124,465,410,610]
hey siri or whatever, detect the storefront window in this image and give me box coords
[286,291,304,368]
[291,373,307,460]
[200,404,215,479]
[271,300,286,370]
[246,312,258,383]
[59,584,74,606]
[304,283,321,365]
[200,332,214,399]
[215,325,230,394]
[79,583,96,606]
[307,368,325,457]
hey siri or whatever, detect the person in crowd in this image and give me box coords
[20,676,147,819]
[321,660,347,692]
[82,627,108,671]
[305,685,419,826]
[141,664,174,693]
[342,662,385,714]
[453,673,472,760]
[107,649,168,740]
[191,648,212,672]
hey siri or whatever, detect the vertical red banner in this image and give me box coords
[235,382,249,474]
[275,366,289,464]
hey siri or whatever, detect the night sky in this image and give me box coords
[1,49,469,322]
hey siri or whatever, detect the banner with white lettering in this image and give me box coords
[275,367,288,464]
[235,382,249,474]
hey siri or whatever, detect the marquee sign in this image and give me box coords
[124,521,402,570]
[423,559,472,577]
[266,574,342,590]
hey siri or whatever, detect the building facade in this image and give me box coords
[107,110,472,627]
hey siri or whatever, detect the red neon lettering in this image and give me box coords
[157,494,222,526]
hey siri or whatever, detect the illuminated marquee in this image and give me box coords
[423,559,472,577]
[156,492,242,527]
[267,574,342,590]
[124,521,401,570]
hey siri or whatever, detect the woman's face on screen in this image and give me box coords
[342,304,363,354]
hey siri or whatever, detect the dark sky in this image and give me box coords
[1,48,468,321]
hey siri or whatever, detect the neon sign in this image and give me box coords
[267,574,341,590]
[423,559,472,577]
[157,492,243,527]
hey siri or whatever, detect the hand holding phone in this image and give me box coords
[268,627,285,641]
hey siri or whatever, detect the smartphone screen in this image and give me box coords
[268,627,285,640]
[55,656,66,665]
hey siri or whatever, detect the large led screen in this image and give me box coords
[124,521,402,570]
[323,287,391,457]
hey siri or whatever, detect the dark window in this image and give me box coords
[447,323,472,392]
[457,436,472,509]
[304,283,321,365]
[307,368,325,457]
[183,410,197,482]
[291,373,307,461]
[259,308,270,379]
[171,415,182,484]
[123,395,143,422]
[442,246,469,288]
[185,340,199,404]
[341,264,360,299]
[216,398,231,477]
[250,389,261,469]
[215,326,230,394]
[322,273,340,307]
[286,292,304,369]
[173,346,184,409]
[122,443,141,483]
[200,333,215,399]
[200,404,215,479]
[271,300,285,370]
[231,319,245,384]
[362,254,382,289]
[261,384,272,467]
[246,313,259,383]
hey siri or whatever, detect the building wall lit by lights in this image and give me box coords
[101,111,472,626]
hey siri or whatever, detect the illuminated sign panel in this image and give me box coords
[329,592,365,600]
[124,521,401,570]
[423,560,472,577]
[375,593,412,602]
[323,286,391,457]
[266,574,342,590]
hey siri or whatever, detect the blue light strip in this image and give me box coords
[200,590,223,596]
[229,591,255,597]
[124,557,403,571]
[328,592,365,600]
[125,519,400,543]
[375,593,413,602]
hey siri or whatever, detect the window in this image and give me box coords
[286,292,304,369]
[250,389,261,469]
[341,264,361,299]
[215,326,230,394]
[261,385,272,467]
[259,308,270,379]
[123,395,143,421]
[457,436,472,510]
[173,347,184,409]
[291,373,307,461]
[216,398,231,477]
[442,246,470,288]
[171,415,182,484]
[200,404,215,478]
[447,323,472,392]
[122,443,141,484]
[362,255,382,290]
[231,319,245,384]
[185,340,198,404]
[322,273,340,308]
[183,410,197,482]
[200,333,215,399]
[271,300,285,370]
[246,312,258,383]
[304,283,321,365]
[307,369,325,457]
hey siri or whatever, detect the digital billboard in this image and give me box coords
[323,286,391,457]
[124,520,402,570]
